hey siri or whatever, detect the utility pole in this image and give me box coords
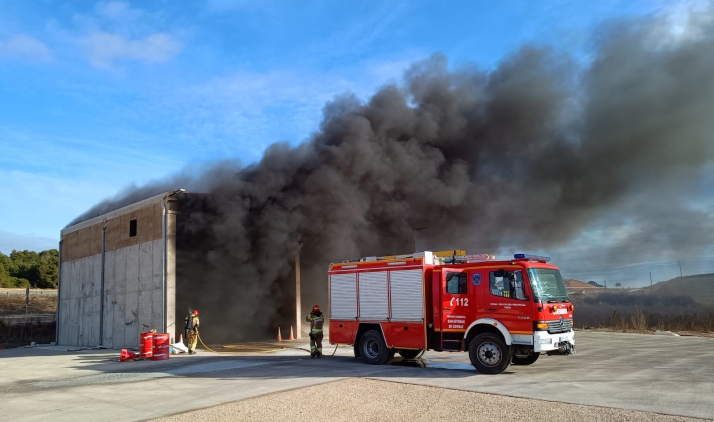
[295,254,301,340]
[679,261,683,277]
[604,280,607,290]
[650,272,653,291]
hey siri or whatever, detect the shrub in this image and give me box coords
[581,292,696,308]
[574,303,714,332]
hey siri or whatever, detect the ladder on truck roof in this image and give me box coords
[346,250,496,264]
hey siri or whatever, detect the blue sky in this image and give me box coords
[1,0,710,284]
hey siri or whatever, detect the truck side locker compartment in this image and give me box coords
[329,320,357,345]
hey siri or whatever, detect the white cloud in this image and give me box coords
[0,35,53,62]
[0,231,58,254]
[81,32,181,68]
[94,1,141,20]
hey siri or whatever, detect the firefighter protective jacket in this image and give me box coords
[306,312,324,334]
[185,315,200,331]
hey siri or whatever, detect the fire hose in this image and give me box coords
[196,333,220,353]
[196,333,338,356]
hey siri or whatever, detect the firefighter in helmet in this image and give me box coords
[184,310,200,354]
[306,304,324,358]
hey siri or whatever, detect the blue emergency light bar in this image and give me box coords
[514,253,551,262]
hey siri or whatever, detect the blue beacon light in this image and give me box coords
[514,253,551,262]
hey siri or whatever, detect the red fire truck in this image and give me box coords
[328,251,575,374]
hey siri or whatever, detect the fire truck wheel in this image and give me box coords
[512,353,539,365]
[399,350,423,360]
[360,330,391,365]
[469,334,511,374]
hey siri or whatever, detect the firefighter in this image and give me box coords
[184,310,200,354]
[306,304,324,358]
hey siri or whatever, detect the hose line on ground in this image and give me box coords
[195,333,339,356]
[197,333,220,353]
[197,333,290,354]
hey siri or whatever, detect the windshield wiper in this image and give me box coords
[540,294,558,303]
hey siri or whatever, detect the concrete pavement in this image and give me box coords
[155,378,702,422]
[1,331,713,421]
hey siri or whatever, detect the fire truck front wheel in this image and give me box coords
[469,334,511,374]
[512,353,539,366]
[359,330,392,365]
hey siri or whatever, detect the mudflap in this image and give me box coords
[547,341,576,356]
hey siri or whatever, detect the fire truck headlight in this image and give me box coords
[539,338,553,345]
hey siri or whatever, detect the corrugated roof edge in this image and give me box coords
[61,191,173,237]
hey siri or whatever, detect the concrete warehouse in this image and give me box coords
[57,191,302,348]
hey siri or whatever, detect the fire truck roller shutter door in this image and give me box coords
[464,318,513,346]
[330,273,357,320]
[358,271,389,320]
[389,269,424,321]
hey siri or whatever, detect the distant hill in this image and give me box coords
[565,279,597,289]
[651,273,714,306]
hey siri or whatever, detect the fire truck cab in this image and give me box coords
[328,251,575,374]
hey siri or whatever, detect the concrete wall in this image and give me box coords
[58,193,176,348]
[58,254,102,347]
[99,239,165,348]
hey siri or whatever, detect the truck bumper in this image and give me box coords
[533,330,575,354]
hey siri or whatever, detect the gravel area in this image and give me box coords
[153,378,708,422]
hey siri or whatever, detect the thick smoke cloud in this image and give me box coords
[70,9,714,339]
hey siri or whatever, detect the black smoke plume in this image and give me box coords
[70,9,714,340]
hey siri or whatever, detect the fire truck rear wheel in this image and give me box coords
[469,334,511,374]
[512,353,539,365]
[360,330,391,365]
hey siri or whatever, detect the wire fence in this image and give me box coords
[0,314,56,325]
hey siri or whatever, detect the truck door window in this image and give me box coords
[446,272,467,294]
[489,270,527,300]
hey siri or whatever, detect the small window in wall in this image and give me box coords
[446,272,467,294]
[490,270,527,300]
[129,219,137,237]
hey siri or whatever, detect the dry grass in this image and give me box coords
[573,303,714,333]
[0,294,57,316]
[570,291,714,333]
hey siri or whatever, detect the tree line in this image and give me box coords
[0,249,58,289]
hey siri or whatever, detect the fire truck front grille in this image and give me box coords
[547,318,573,334]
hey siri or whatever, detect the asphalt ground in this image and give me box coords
[1,331,713,421]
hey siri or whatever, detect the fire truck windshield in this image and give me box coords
[527,268,569,303]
